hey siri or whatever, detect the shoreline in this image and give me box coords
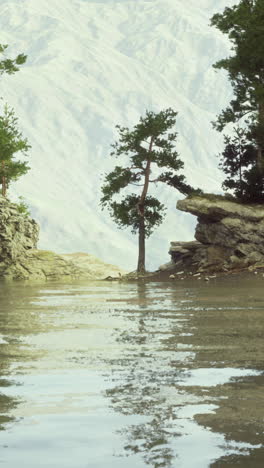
[114,264,264,283]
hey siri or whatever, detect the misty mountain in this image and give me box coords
[0,0,236,269]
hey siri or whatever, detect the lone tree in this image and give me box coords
[0,102,31,197]
[211,0,264,200]
[100,108,196,273]
[0,44,27,76]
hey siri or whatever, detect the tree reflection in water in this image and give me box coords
[105,283,189,468]
[0,382,19,430]
[0,278,262,467]
[0,338,22,430]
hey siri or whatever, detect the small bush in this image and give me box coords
[16,196,30,217]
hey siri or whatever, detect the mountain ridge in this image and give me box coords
[0,0,237,270]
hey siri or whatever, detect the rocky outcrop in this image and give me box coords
[61,253,127,280]
[0,196,125,280]
[0,196,39,278]
[6,249,91,281]
[167,195,264,273]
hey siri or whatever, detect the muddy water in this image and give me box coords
[0,276,263,467]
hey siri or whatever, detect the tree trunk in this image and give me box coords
[136,136,154,273]
[1,161,6,197]
[257,102,264,175]
[238,135,242,196]
[137,215,145,273]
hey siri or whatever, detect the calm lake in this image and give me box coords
[0,276,263,467]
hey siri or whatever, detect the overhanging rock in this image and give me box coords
[167,195,264,272]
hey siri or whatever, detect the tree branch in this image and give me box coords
[149,177,161,183]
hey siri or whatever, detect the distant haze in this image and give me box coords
[0,0,237,270]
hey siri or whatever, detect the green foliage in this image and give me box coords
[0,44,29,196]
[159,172,203,196]
[101,166,141,205]
[110,194,166,237]
[0,159,30,183]
[219,127,264,200]
[0,44,27,76]
[16,196,31,217]
[0,102,31,156]
[101,108,191,235]
[100,108,195,271]
[211,0,264,200]
[109,109,184,172]
[242,165,264,201]
[0,102,31,195]
[211,0,264,131]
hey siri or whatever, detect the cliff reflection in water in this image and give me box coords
[104,280,264,467]
[0,283,49,431]
[0,382,18,430]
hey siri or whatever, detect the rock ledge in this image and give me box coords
[166,195,264,273]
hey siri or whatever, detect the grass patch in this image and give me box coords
[186,192,240,203]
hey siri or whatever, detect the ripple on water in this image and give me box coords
[0,279,263,467]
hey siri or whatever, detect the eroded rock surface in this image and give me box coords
[168,195,264,273]
[61,253,126,280]
[0,196,39,278]
[0,197,124,280]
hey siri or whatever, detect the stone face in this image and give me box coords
[168,195,264,273]
[0,197,125,280]
[0,196,39,277]
[195,216,264,254]
[6,249,89,281]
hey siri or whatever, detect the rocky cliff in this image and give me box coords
[165,195,264,274]
[0,196,125,280]
[0,195,38,278]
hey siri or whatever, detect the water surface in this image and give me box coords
[0,276,263,467]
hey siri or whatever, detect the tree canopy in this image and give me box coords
[218,126,261,200]
[0,102,31,197]
[0,44,30,197]
[100,108,198,272]
[211,0,264,194]
[0,44,27,76]
[211,0,264,201]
